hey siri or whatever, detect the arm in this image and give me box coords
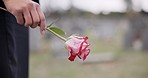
[3,0,45,34]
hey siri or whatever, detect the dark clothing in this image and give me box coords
[0,0,39,78]
[0,10,10,78]
[0,9,29,78]
[0,0,5,8]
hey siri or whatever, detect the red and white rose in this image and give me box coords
[65,35,90,61]
[46,22,90,62]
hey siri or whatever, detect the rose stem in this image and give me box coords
[46,28,67,42]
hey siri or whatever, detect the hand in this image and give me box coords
[3,0,46,34]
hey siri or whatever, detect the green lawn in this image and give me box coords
[29,50,148,78]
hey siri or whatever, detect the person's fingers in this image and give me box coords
[36,3,46,34]
[23,7,32,27]
[30,4,40,28]
[11,11,24,25]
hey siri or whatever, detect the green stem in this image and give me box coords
[46,28,67,42]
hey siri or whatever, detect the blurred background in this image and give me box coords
[29,0,148,78]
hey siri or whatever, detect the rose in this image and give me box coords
[65,35,90,61]
[46,21,90,62]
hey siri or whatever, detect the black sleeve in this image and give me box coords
[34,0,39,3]
[0,0,5,8]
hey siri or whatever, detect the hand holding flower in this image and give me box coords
[0,8,90,62]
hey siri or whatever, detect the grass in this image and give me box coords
[29,48,148,78]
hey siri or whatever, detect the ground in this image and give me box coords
[29,50,148,78]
